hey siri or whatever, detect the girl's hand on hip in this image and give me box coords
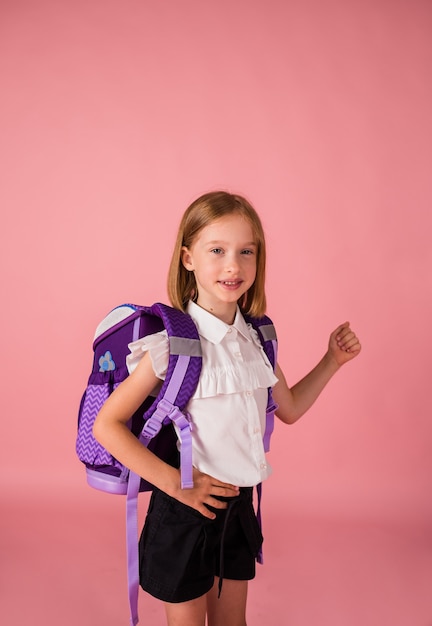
[172,468,239,520]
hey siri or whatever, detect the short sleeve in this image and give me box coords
[126,330,169,380]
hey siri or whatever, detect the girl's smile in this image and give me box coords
[219,279,244,290]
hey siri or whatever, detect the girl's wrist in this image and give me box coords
[322,350,342,374]
[159,466,182,498]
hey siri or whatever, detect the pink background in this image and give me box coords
[1,1,431,624]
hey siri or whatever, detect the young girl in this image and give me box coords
[93,191,361,626]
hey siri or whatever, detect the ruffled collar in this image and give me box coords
[186,301,252,345]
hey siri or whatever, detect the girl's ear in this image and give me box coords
[181,246,194,271]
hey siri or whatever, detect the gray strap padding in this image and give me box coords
[170,337,202,357]
[259,324,277,342]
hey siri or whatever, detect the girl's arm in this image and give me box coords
[93,351,239,518]
[273,322,361,425]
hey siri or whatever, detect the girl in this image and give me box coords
[93,191,361,626]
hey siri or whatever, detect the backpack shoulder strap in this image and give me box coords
[125,303,202,626]
[137,303,202,489]
[243,313,279,567]
[148,302,202,410]
[244,313,278,369]
[244,313,278,453]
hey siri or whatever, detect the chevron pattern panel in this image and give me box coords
[76,383,119,467]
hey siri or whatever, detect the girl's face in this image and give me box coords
[181,214,257,323]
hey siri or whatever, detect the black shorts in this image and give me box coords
[138,486,263,603]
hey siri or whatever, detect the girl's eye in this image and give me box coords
[210,248,223,255]
[241,249,254,255]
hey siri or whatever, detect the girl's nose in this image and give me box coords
[225,254,240,273]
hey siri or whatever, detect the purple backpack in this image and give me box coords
[76,302,277,626]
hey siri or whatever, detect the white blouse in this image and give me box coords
[126,301,278,487]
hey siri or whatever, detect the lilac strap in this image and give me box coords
[263,337,278,452]
[126,469,141,626]
[132,317,141,342]
[140,354,193,488]
[258,333,278,565]
[263,391,278,453]
[169,409,194,489]
[125,353,194,626]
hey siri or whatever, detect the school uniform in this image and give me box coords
[126,301,278,602]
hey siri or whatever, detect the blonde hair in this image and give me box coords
[167,191,267,318]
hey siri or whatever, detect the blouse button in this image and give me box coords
[260,463,267,469]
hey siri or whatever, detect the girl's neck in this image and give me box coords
[195,300,237,325]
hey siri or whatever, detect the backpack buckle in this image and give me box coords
[266,399,278,415]
[169,408,192,432]
[266,389,278,416]
[141,415,163,439]
[142,398,190,440]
